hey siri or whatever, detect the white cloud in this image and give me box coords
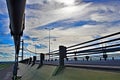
[90,3,120,22]
[0,0,120,60]
[25,2,91,30]
[53,0,76,6]
[23,0,120,53]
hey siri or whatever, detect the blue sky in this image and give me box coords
[0,0,120,61]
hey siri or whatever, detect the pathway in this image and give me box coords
[0,64,13,80]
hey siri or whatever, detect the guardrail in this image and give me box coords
[44,32,120,66]
[21,32,120,67]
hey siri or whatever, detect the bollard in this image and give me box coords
[103,54,108,61]
[85,56,89,61]
[55,59,57,61]
[90,57,92,61]
[51,59,53,61]
[74,57,77,61]
[52,46,66,76]
[83,58,84,61]
[32,56,36,66]
[29,57,32,65]
[66,58,69,61]
[74,52,77,61]
[40,53,44,65]
[37,53,45,68]
[100,57,101,61]
[112,57,114,60]
[59,46,67,66]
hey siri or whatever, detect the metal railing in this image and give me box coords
[47,31,120,61]
[21,32,120,67]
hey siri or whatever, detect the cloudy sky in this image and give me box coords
[0,0,120,61]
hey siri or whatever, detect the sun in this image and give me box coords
[56,0,75,6]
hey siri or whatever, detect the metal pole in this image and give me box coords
[49,29,50,60]
[35,44,36,54]
[21,39,24,60]
[59,46,67,66]
[45,28,54,60]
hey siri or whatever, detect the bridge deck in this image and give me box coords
[0,64,13,80]
[37,59,120,72]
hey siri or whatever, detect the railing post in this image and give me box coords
[32,56,36,66]
[74,52,77,61]
[66,58,68,61]
[28,57,32,65]
[40,53,44,65]
[21,39,24,61]
[59,46,67,66]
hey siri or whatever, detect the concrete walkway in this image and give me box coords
[0,64,13,80]
[0,63,32,80]
[17,63,31,77]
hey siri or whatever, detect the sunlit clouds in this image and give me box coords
[24,0,120,53]
[54,0,76,6]
[0,0,120,61]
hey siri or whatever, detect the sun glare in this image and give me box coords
[56,0,75,6]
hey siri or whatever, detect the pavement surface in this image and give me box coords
[0,64,13,80]
[17,63,31,77]
[40,59,120,72]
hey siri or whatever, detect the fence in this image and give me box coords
[22,32,120,66]
[43,32,120,66]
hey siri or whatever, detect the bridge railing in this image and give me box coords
[43,32,120,66]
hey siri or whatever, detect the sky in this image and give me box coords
[0,0,120,61]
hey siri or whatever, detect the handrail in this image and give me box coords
[50,32,120,54]
[67,43,120,54]
[67,47,120,57]
[67,32,120,48]
[67,37,120,51]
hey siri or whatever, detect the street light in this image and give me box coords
[45,28,54,60]
[34,43,36,54]
[21,39,24,60]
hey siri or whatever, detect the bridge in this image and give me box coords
[15,31,120,80]
[4,0,120,80]
[21,31,120,71]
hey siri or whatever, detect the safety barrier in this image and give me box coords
[44,32,120,66]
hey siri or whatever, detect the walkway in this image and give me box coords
[0,64,13,80]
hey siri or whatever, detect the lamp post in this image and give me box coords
[35,43,36,54]
[21,39,24,60]
[45,28,54,60]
